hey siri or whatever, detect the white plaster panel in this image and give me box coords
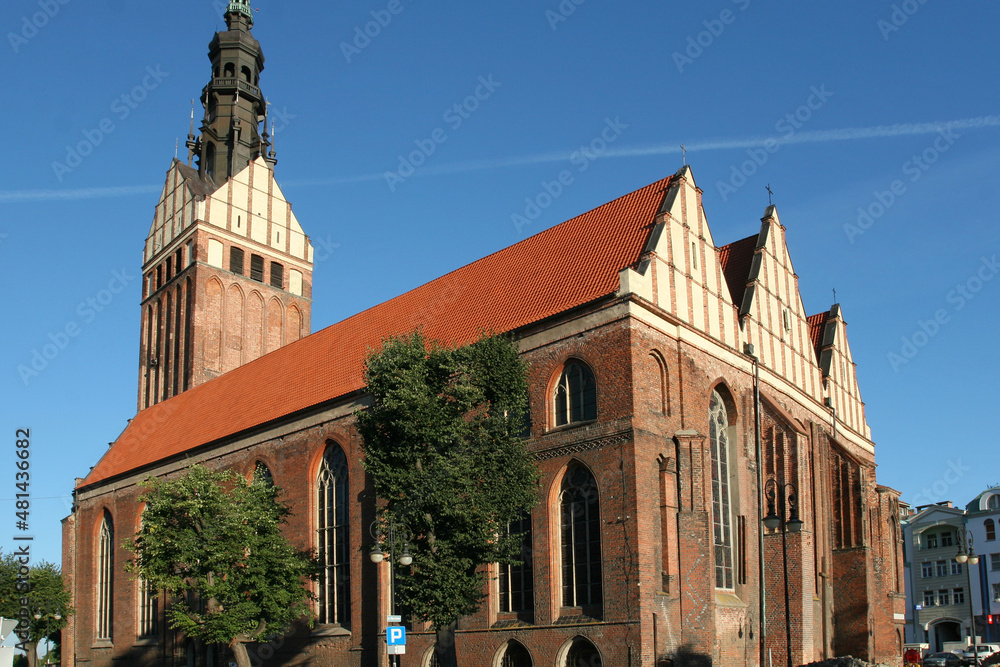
[289,270,302,296]
[691,283,705,332]
[674,268,689,324]
[208,198,229,230]
[207,239,224,268]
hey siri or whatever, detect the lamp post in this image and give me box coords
[370,519,413,667]
[31,605,62,666]
[955,529,980,665]
[763,478,804,667]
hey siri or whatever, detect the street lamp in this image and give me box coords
[763,478,804,667]
[31,605,62,666]
[955,530,981,664]
[370,519,413,667]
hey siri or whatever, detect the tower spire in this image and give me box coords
[191,0,267,183]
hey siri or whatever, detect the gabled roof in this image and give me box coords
[81,175,673,488]
[717,234,758,308]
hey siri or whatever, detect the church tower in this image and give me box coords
[137,0,313,411]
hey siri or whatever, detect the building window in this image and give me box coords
[993,583,1000,602]
[499,640,532,667]
[709,389,734,590]
[991,553,1000,572]
[270,262,284,289]
[921,562,933,578]
[936,560,947,577]
[230,247,244,275]
[923,590,936,607]
[560,463,602,609]
[989,495,1000,510]
[926,533,938,549]
[499,514,533,614]
[97,512,114,640]
[951,560,963,576]
[250,254,264,282]
[138,579,158,637]
[953,588,964,605]
[253,462,273,487]
[940,531,954,547]
[938,589,950,606]
[986,518,996,541]
[564,638,602,667]
[317,444,350,625]
[553,361,596,427]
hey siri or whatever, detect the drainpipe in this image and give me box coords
[745,343,766,667]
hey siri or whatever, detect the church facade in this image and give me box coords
[61,2,906,666]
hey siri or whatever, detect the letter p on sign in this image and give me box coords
[387,626,406,645]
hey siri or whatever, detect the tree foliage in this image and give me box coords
[0,553,73,667]
[124,465,317,667]
[357,331,539,634]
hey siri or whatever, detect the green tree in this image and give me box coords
[0,554,73,667]
[357,331,538,667]
[124,465,317,667]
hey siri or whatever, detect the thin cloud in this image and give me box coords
[3,115,998,202]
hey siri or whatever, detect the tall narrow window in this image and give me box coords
[250,254,264,282]
[985,518,996,541]
[97,512,114,640]
[230,247,244,275]
[499,513,533,614]
[560,464,602,610]
[989,495,1000,510]
[554,361,597,427]
[270,262,284,289]
[138,579,158,637]
[709,390,734,589]
[317,444,350,625]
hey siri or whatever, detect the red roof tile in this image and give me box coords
[81,176,673,488]
[807,311,830,360]
[717,234,758,307]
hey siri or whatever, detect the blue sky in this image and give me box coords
[2,0,999,565]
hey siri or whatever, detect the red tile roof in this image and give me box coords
[717,234,758,307]
[81,176,673,488]
[807,311,830,359]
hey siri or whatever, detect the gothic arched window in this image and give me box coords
[317,443,350,625]
[498,513,533,614]
[560,464,602,610]
[253,461,273,487]
[554,361,597,427]
[97,511,114,640]
[564,637,602,667]
[500,640,533,667]
[710,389,735,589]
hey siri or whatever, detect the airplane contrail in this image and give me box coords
[3,115,997,203]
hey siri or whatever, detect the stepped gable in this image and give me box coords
[81,175,673,488]
[717,233,758,308]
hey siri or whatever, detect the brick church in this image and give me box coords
[61,2,907,665]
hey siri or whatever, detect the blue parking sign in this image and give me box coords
[387,626,406,646]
